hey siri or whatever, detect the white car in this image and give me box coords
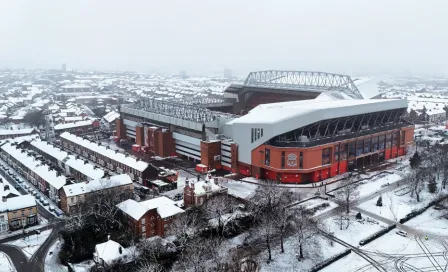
[396,230,408,237]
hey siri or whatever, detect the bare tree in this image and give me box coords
[291,207,317,259]
[249,180,295,262]
[201,193,235,235]
[165,210,201,248]
[406,168,431,202]
[336,175,359,214]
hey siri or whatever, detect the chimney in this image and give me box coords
[4,185,9,190]
[107,234,110,241]
[119,247,122,254]
[2,196,6,202]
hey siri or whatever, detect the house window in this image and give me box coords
[142,233,146,239]
[151,223,154,227]
[28,217,35,224]
[281,151,285,169]
[348,142,356,159]
[151,216,154,220]
[70,198,74,204]
[265,149,270,166]
[141,218,145,224]
[0,215,5,221]
[142,226,146,232]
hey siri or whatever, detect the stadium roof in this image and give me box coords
[225,98,408,164]
[243,70,364,99]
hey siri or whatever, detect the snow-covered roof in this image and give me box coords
[190,175,225,195]
[65,155,105,180]
[62,174,132,197]
[103,111,120,123]
[60,132,149,172]
[30,140,68,161]
[225,98,408,164]
[0,178,20,198]
[94,239,128,266]
[54,120,93,131]
[0,128,37,136]
[0,195,36,212]
[64,116,84,122]
[117,196,184,220]
[0,143,66,190]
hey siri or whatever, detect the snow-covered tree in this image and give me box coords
[336,175,359,214]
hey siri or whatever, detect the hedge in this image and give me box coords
[359,224,396,246]
[308,249,352,272]
[399,195,448,224]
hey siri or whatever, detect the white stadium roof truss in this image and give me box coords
[243,70,364,99]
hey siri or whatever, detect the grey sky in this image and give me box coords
[1,0,447,76]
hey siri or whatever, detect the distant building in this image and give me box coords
[62,64,66,72]
[179,70,187,78]
[224,68,232,79]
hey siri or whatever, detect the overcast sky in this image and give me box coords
[1,0,447,76]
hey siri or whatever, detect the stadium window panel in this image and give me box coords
[299,152,303,169]
[281,151,285,169]
[322,148,331,165]
[401,131,405,145]
[334,145,339,162]
[265,148,270,166]
[356,140,364,156]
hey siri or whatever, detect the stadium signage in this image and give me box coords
[287,153,297,167]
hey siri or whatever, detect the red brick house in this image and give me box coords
[116,196,184,239]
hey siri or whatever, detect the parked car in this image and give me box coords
[39,196,45,203]
[43,200,49,206]
[23,184,29,190]
[396,230,408,237]
[49,205,55,212]
[30,190,37,196]
[55,210,63,216]
[14,185,21,190]
[17,179,23,184]
[381,183,390,188]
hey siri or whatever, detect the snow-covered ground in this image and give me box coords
[358,187,446,222]
[0,252,15,272]
[322,212,388,245]
[217,177,258,199]
[355,173,403,199]
[6,229,52,259]
[259,235,346,272]
[291,197,339,217]
[322,231,447,272]
[405,207,448,236]
[45,240,68,272]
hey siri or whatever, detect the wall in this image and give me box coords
[200,141,221,170]
[135,126,144,146]
[115,119,126,139]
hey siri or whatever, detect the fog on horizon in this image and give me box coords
[1,0,447,76]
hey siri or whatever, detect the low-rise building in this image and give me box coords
[116,196,184,239]
[0,195,38,231]
[183,174,228,207]
[93,239,130,268]
[60,174,133,214]
[54,120,99,136]
[0,128,39,140]
[60,132,159,184]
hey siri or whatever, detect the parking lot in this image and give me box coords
[0,158,63,219]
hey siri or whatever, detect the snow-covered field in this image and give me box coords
[6,229,52,259]
[259,235,345,272]
[405,207,448,236]
[323,213,388,245]
[322,231,447,272]
[0,252,15,272]
[355,173,403,199]
[358,187,446,222]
